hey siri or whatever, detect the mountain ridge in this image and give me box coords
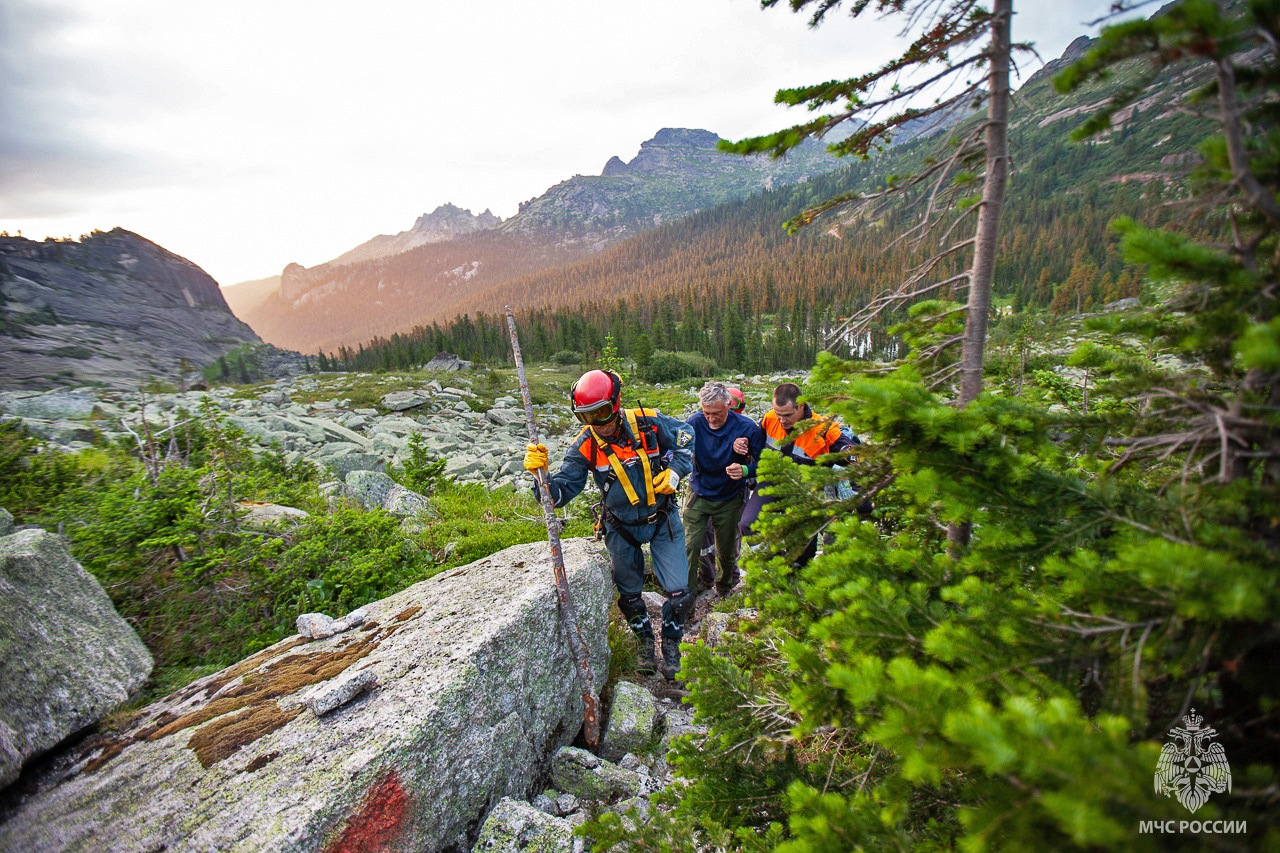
[0,229,262,390]
[225,126,856,353]
[321,25,1216,374]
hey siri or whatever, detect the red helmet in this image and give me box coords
[727,386,746,413]
[570,369,622,427]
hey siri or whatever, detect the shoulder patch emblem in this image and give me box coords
[676,431,692,447]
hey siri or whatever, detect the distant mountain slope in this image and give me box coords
[436,28,1213,322]
[241,231,585,354]
[220,274,280,320]
[328,25,1219,374]
[0,229,261,390]
[232,127,852,353]
[500,127,843,245]
[222,204,500,324]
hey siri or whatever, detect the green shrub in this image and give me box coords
[398,433,447,495]
[643,350,718,383]
[606,613,639,686]
[598,335,626,383]
[417,481,593,569]
[551,350,584,366]
[266,505,437,623]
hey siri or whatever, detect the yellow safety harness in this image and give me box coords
[589,408,656,507]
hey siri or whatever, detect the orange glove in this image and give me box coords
[652,469,679,495]
[523,443,549,472]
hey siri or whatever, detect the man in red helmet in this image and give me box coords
[523,369,696,680]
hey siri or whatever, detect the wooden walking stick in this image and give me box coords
[505,306,601,749]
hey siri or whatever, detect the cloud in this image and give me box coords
[0,0,194,217]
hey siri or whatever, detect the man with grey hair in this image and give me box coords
[683,380,765,596]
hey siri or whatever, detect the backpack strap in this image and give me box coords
[589,426,643,506]
[623,408,656,506]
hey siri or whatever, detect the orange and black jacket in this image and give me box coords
[760,405,856,466]
[542,408,695,526]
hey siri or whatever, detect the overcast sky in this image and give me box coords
[1,0,1104,287]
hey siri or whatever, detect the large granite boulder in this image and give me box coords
[323,451,386,477]
[383,485,439,519]
[425,352,472,372]
[0,389,100,421]
[0,529,153,789]
[486,408,525,428]
[342,472,438,519]
[0,538,612,852]
[380,390,430,411]
[344,470,398,510]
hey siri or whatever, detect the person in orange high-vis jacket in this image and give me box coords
[738,382,869,566]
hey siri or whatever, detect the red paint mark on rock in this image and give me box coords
[324,770,410,853]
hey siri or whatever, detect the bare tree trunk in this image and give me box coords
[949,0,1012,555]
[958,0,1011,407]
[1215,39,1280,228]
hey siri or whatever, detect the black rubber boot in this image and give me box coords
[659,589,693,681]
[661,637,682,681]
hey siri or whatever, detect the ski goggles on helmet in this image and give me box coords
[572,400,618,427]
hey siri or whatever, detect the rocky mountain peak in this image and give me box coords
[586,129,731,183]
[327,204,501,269]
[1024,34,1098,88]
[0,229,260,389]
[600,129,726,177]
[411,203,501,235]
[645,127,721,148]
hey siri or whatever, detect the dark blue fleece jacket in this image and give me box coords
[685,409,766,502]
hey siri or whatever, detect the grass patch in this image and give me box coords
[414,481,595,570]
[606,612,640,687]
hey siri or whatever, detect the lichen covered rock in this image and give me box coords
[382,484,438,519]
[0,538,611,852]
[344,469,397,509]
[549,746,641,806]
[473,796,576,852]
[599,681,659,762]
